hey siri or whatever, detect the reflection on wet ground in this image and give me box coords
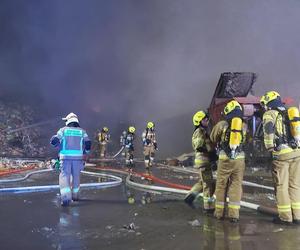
[1,162,300,250]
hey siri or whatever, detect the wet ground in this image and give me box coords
[1,161,300,250]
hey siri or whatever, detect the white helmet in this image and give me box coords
[62,112,79,125]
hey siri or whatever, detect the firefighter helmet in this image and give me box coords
[103,127,109,132]
[128,126,136,133]
[224,100,242,115]
[261,91,280,106]
[192,111,207,126]
[147,122,154,129]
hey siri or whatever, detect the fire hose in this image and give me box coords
[90,165,277,215]
[0,168,122,193]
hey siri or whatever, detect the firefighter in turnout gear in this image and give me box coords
[120,130,127,157]
[210,100,246,222]
[142,122,157,174]
[184,110,216,212]
[98,127,110,158]
[261,91,300,225]
[50,113,91,206]
[125,126,135,170]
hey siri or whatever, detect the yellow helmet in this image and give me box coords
[103,127,109,132]
[147,122,154,129]
[224,100,242,115]
[193,111,207,126]
[261,91,280,106]
[128,126,136,133]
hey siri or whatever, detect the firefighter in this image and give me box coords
[260,91,300,225]
[125,126,135,170]
[210,100,247,222]
[142,122,157,174]
[98,127,110,158]
[120,130,127,157]
[50,113,91,206]
[184,110,216,213]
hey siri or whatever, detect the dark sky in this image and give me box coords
[1,0,300,157]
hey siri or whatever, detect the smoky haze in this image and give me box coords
[1,0,300,158]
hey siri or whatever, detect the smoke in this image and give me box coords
[1,0,300,157]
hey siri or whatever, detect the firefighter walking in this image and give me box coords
[260,91,300,225]
[184,110,216,212]
[50,113,91,206]
[142,122,157,174]
[210,100,246,222]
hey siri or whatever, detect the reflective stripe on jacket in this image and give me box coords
[54,127,90,160]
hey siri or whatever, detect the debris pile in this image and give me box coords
[0,101,46,157]
[0,158,44,170]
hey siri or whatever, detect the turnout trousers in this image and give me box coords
[214,158,245,219]
[272,157,300,222]
[59,159,84,203]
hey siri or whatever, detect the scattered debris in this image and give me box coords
[189,219,201,227]
[273,228,284,233]
[123,223,137,231]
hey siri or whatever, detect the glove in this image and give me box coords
[154,142,158,150]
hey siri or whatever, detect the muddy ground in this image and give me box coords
[0,161,300,250]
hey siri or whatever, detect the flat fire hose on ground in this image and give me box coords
[125,174,277,216]
[88,165,277,216]
[0,168,122,193]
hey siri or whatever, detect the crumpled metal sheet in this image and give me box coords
[214,72,257,98]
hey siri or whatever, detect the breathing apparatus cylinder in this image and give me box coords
[287,107,300,147]
[229,117,242,159]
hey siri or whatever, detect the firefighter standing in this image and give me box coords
[50,113,91,206]
[142,122,157,174]
[210,100,246,222]
[260,91,300,225]
[120,130,127,157]
[98,127,110,158]
[125,126,135,170]
[184,111,216,212]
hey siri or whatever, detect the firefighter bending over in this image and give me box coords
[184,110,216,213]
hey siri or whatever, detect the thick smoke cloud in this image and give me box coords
[1,0,300,157]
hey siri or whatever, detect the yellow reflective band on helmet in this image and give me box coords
[292,203,300,209]
[193,110,206,126]
[147,122,154,129]
[224,100,242,115]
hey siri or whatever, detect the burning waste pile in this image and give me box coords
[0,101,47,158]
